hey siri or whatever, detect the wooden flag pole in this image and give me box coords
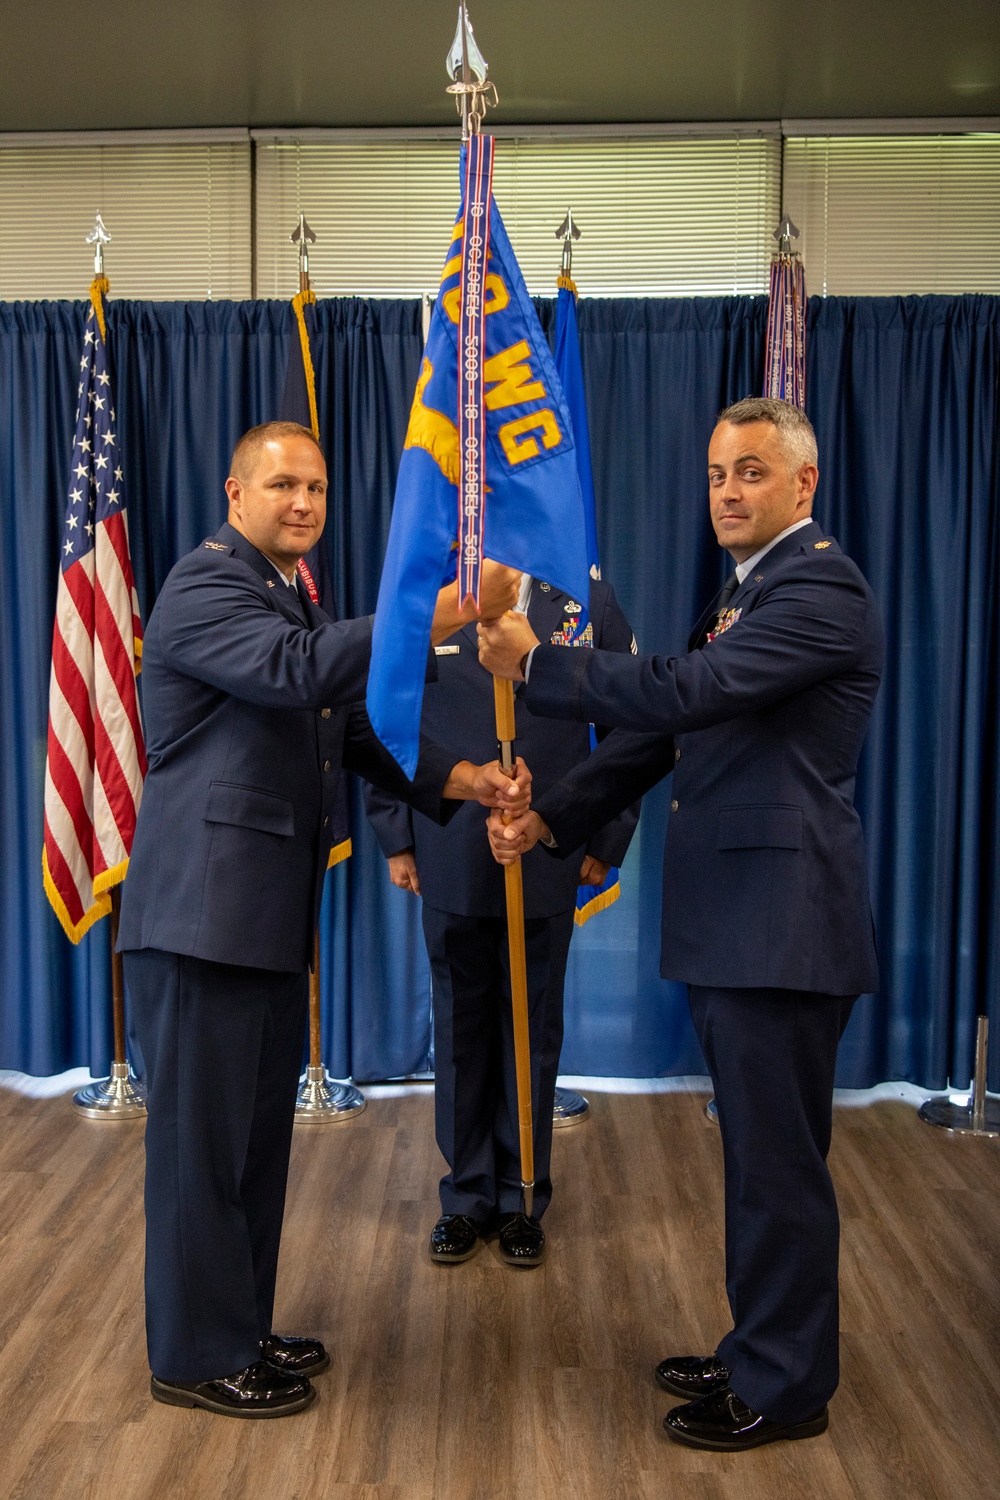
[309,932,323,1068]
[493,675,535,1217]
[295,927,367,1123]
[110,887,127,1065]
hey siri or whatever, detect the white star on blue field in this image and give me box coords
[62,307,124,570]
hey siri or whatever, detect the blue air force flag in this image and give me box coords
[553,278,623,925]
[367,137,590,778]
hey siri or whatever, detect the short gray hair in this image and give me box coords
[717,396,818,472]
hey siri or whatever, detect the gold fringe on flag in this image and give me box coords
[292,288,320,440]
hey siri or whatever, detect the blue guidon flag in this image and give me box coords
[553,274,626,924]
[367,134,590,778]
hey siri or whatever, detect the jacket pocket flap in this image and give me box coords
[204,782,294,837]
[718,804,803,850]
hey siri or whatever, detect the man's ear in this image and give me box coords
[797,463,819,505]
[224,475,242,517]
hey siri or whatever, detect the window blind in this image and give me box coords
[0,135,252,300]
[253,132,781,298]
[782,133,1000,296]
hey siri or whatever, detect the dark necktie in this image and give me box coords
[286,577,310,627]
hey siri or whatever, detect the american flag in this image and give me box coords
[42,281,146,942]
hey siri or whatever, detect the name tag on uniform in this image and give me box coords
[435,644,460,655]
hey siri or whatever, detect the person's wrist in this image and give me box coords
[444,759,476,798]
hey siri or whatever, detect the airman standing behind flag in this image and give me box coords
[363,206,641,1264]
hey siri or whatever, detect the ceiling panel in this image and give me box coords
[3,0,999,133]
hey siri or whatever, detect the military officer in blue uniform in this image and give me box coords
[479,398,883,1451]
[365,572,639,1268]
[118,422,528,1419]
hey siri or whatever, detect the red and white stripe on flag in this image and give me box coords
[43,280,147,942]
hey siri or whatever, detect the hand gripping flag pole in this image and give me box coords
[281,215,366,1122]
[451,4,535,1217]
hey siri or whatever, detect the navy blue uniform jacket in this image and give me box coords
[118,522,457,973]
[366,579,640,919]
[528,520,883,994]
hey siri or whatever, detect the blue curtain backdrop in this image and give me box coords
[1,295,997,1090]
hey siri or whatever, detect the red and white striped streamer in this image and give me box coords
[763,254,807,410]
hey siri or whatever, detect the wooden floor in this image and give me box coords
[0,1082,997,1500]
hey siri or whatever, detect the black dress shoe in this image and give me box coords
[497,1211,545,1267]
[262,1334,330,1377]
[150,1359,315,1418]
[663,1386,828,1451]
[655,1353,731,1399]
[429,1213,483,1262]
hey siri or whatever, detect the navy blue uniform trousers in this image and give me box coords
[124,948,308,1382]
[688,985,856,1423]
[423,907,575,1223]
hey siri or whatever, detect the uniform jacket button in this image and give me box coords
[323,759,331,772]
[670,799,679,812]
[321,707,331,719]
[674,747,681,762]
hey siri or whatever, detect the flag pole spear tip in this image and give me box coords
[290,213,317,294]
[556,209,582,277]
[86,212,111,278]
[773,214,800,254]
[445,3,497,136]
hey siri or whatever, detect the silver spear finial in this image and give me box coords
[290,214,317,293]
[86,213,111,277]
[774,215,801,255]
[446,3,498,137]
[555,209,582,276]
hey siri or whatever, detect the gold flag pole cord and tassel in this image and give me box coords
[448,3,535,1217]
[289,214,366,1122]
[73,215,145,1120]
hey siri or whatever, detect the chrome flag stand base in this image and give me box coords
[553,1086,590,1128]
[295,1065,366,1123]
[918,1095,1000,1137]
[73,1061,146,1120]
[919,1017,1000,1138]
